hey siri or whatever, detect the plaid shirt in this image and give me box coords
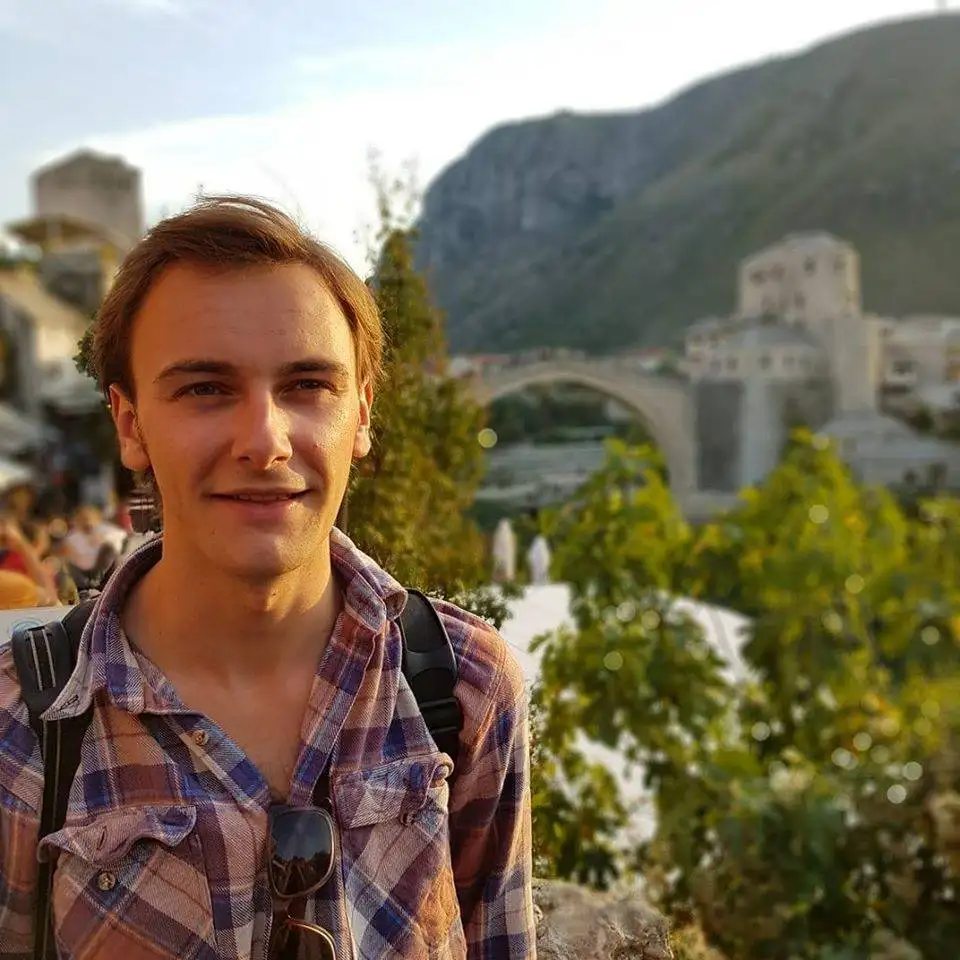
[0,530,536,959]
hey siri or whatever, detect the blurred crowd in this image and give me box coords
[0,485,148,609]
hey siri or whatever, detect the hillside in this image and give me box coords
[416,15,960,354]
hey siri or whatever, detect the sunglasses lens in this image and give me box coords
[269,808,335,899]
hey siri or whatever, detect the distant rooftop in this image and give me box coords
[687,316,727,334]
[5,213,129,252]
[742,231,856,265]
[33,147,139,180]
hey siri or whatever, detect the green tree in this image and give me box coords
[345,166,490,598]
[532,432,960,959]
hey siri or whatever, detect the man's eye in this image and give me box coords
[292,379,332,392]
[177,382,225,398]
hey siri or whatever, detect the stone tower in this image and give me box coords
[33,149,143,249]
[8,149,144,314]
[737,232,878,415]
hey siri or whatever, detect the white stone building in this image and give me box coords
[686,232,960,492]
[875,315,960,414]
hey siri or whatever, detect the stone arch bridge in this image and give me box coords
[468,359,735,520]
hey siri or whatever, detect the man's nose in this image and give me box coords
[230,393,293,468]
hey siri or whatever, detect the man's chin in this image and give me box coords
[207,536,323,581]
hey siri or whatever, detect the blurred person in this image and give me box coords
[492,516,518,582]
[41,554,80,606]
[20,518,51,560]
[62,503,127,572]
[3,482,37,525]
[0,515,57,604]
[0,570,42,609]
[43,519,82,605]
[0,197,534,959]
[527,533,552,586]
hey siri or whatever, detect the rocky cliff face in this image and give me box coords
[417,64,768,276]
[416,15,960,354]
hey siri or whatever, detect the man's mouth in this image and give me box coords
[214,491,308,503]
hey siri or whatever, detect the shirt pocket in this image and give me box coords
[39,803,217,960]
[333,754,465,958]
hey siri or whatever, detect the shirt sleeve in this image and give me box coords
[0,800,40,955]
[448,645,537,958]
[0,657,41,955]
[0,551,30,576]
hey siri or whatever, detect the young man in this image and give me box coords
[0,198,536,959]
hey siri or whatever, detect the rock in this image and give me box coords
[667,924,727,960]
[533,878,673,959]
[869,929,923,960]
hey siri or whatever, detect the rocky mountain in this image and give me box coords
[416,15,960,354]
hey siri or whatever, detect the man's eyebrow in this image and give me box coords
[278,359,352,381]
[154,359,236,384]
[153,358,352,384]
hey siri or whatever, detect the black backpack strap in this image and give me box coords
[10,600,96,960]
[399,590,463,771]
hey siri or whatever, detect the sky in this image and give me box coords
[0,0,947,271]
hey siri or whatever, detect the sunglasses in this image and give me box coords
[267,804,338,960]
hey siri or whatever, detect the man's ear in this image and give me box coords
[352,380,373,460]
[109,385,151,473]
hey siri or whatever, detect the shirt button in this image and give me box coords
[97,871,116,892]
[193,730,209,747]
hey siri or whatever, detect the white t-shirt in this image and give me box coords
[63,522,127,571]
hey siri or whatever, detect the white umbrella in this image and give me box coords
[0,456,34,492]
[0,404,43,454]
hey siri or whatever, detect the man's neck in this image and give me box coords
[124,538,341,686]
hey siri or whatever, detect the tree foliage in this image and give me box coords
[532,432,960,959]
[345,164,490,598]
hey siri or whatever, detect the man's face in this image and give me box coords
[74,506,100,532]
[110,262,372,581]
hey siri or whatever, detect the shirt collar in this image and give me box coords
[43,527,409,722]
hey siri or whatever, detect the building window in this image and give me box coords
[842,438,856,457]
[762,297,775,313]
[795,292,806,309]
[752,270,765,284]
[805,257,816,275]
[835,256,845,272]
[759,354,772,370]
[892,359,914,376]
[726,357,738,371]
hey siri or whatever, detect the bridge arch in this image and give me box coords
[468,359,698,499]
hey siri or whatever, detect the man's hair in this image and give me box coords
[87,195,384,399]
